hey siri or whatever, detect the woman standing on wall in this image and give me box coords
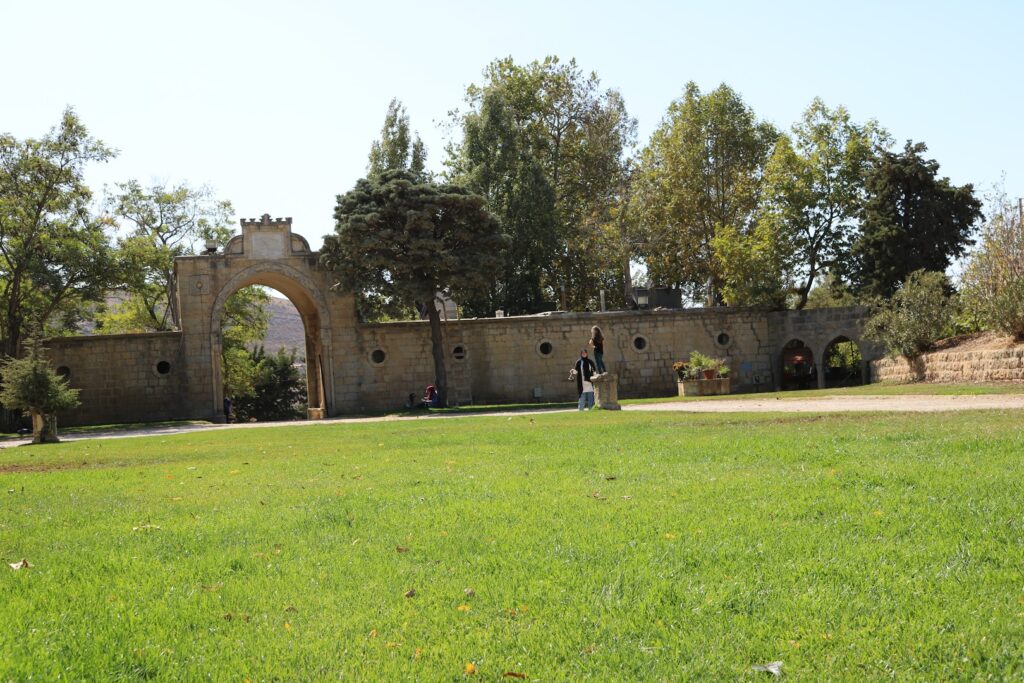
[590,326,606,374]
[573,349,597,411]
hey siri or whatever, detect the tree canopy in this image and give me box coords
[322,170,506,406]
[851,141,982,298]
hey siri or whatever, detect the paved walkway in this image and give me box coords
[623,394,1024,414]
[2,394,1022,448]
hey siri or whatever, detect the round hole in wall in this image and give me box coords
[56,366,70,378]
[370,349,387,365]
[716,331,731,347]
[452,345,467,361]
[536,340,554,357]
[156,360,171,375]
[632,335,649,352]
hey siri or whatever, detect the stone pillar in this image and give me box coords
[592,373,621,410]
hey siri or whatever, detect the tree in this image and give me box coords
[103,181,234,331]
[960,186,1024,338]
[448,56,636,313]
[758,99,887,308]
[634,82,777,305]
[851,141,982,298]
[219,286,271,401]
[0,109,118,357]
[368,98,427,180]
[864,270,957,357]
[322,170,507,407]
[0,340,79,443]
[234,346,306,421]
[711,221,790,308]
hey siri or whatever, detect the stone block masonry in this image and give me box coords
[40,216,880,426]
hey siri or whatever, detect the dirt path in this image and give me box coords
[2,394,1022,448]
[624,394,1024,413]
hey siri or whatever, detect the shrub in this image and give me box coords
[960,193,1024,338]
[0,340,80,443]
[864,270,957,358]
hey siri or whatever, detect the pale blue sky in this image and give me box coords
[3,0,1021,250]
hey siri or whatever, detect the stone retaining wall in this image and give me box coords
[870,347,1024,384]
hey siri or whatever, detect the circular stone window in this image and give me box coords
[370,349,387,366]
[156,360,171,375]
[452,345,467,361]
[536,340,554,357]
[716,331,732,348]
[56,366,70,378]
[632,335,649,352]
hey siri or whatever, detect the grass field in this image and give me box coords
[2,409,1024,680]
[624,381,1024,404]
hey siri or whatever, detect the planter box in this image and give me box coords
[678,378,731,397]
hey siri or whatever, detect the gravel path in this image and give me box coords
[624,394,1024,413]
[2,394,1022,448]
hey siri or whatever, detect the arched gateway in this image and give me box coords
[42,214,882,427]
[176,214,352,421]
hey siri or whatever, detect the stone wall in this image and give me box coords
[870,347,1024,384]
[44,332,188,426]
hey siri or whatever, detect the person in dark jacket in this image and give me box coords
[574,349,597,411]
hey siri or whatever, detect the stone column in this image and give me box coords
[592,373,621,410]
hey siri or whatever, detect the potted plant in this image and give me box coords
[675,351,732,397]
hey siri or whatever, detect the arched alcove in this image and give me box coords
[822,335,865,388]
[781,338,816,391]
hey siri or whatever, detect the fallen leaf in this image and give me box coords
[396,545,410,553]
[604,475,617,481]
[789,639,800,648]
[664,532,677,540]
[591,491,605,500]
[457,603,471,612]
[752,661,783,676]
[464,662,477,675]
[621,495,632,500]
[284,605,298,613]
[368,629,378,639]
[414,646,423,658]
[284,622,292,631]
[386,641,400,648]
[404,589,416,598]
[464,587,475,597]
[503,673,526,679]
[132,524,162,532]
[8,558,31,570]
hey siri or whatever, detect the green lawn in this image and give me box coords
[2,409,1024,680]
[624,381,1024,404]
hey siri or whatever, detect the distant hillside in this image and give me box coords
[264,296,305,357]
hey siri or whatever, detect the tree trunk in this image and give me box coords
[425,302,448,408]
[30,409,60,444]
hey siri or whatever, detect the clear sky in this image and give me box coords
[4,0,1021,250]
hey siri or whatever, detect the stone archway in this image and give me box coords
[209,262,334,421]
[174,215,351,423]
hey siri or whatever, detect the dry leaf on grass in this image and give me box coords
[8,558,31,570]
[751,661,783,676]
[464,662,477,675]
[464,588,475,597]
[396,545,409,553]
[503,672,526,679]
[404,589,416,598]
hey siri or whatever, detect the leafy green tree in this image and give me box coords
[0,339,79,443]
[758,99,887,308]
[960,186,1024,338]
[234,346,306,421]
[864,270,957,357]
[711,222,790,308]
[851,142,982,298]
[448,56,636,313]
[0,109,119,357]
[220,286,271,401]
[634,82,777,305]
[102,181,234,331]
[323,170,506,407]
[368,98,427,180]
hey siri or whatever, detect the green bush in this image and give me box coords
[864,270,957,358]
